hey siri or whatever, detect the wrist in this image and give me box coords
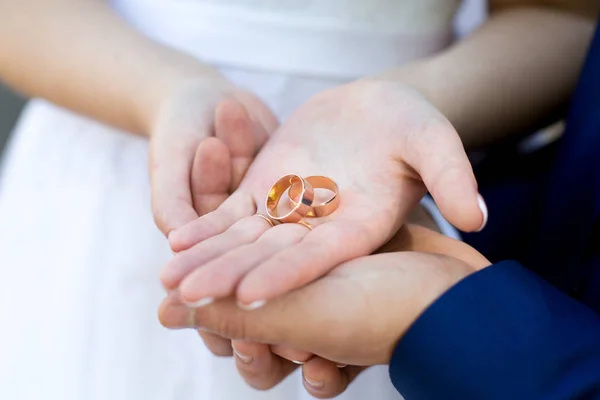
[134,56,232,136]
[387,255,475,363]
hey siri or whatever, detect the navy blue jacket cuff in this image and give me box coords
[389,260,600,400]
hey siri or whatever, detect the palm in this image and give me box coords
[149,80,278,234]
[162,81,483,307]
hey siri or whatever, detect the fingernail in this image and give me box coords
[304,374,325,389]
[238,300,266,311]
[232,346,253,364]
[184,297,215,308]
[476,194,488,232]
[291,360,304,365]
[336,364,348,368]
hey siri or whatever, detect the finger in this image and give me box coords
[404,121,485,232]
[402,224,490,270]
[150,139,198,236]
[168,190,256,252]
[177,223,308,306]
[214,100,260,191]
[158,291,291,344]
[161,214,270,292]
[270,345,314,365]
[231,340,298,390]
[197,329,234,357]
[302,358,366,399]
[190,137,232,217]
[155,292,232,355]
[236,220,374,305]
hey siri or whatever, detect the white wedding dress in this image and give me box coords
[0,1,485,399]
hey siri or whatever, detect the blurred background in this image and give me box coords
[0,84,24,159]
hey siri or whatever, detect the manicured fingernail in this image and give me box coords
[238,300,266,311]
[232,346,253,364]
[476,194,488,232]
[184,297,215,308]
[304,374,325,389]
[291,360,304,365]
[336,364,348,368]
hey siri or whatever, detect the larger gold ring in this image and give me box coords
[265,174,314,223]
[288,176,339,217]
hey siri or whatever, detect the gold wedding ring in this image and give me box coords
[296,220,313,230]
[255,213,277,227]
[288,176,340,218]
[265,174,314,223]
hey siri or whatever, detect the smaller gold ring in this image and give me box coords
[297,220,313,230]
[255,213,276,228]
[265,174,314,223]
[187,308,197,328]
[289,176,339,218]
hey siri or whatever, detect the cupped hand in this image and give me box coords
[162,79,486,309]
[149,76,278,359]
[159,224,490,397]
[149,76,278,236]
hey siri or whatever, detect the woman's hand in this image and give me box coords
[149,77,279,360]
[160,80,486,307]
[149,76,278,236]
[159,224,490,397]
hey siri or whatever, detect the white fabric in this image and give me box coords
[0,1,484,399]
[115,0,459,79]
[420,196,463,241]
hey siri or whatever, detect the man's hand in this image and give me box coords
[159,225,490,397]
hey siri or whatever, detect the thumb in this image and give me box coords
[190,136,232,217]
[158,292,296,346]
[404,123,487,232]
[214,100,270,192]
[149,139,199,237]
[158,264,391,366]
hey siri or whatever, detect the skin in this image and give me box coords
[162,0,598,315]
[0,0,595,236]
[159,0,599,395]
[382,1,599,148]
[0,0,279,237]
[159,225,491,398]
[0,0,597,396]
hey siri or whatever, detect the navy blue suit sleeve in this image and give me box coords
[389,260,600,400]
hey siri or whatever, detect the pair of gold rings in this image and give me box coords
[257,174,340,229]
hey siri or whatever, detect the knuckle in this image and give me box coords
[193,307,248,341]
[216,316,247,340]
